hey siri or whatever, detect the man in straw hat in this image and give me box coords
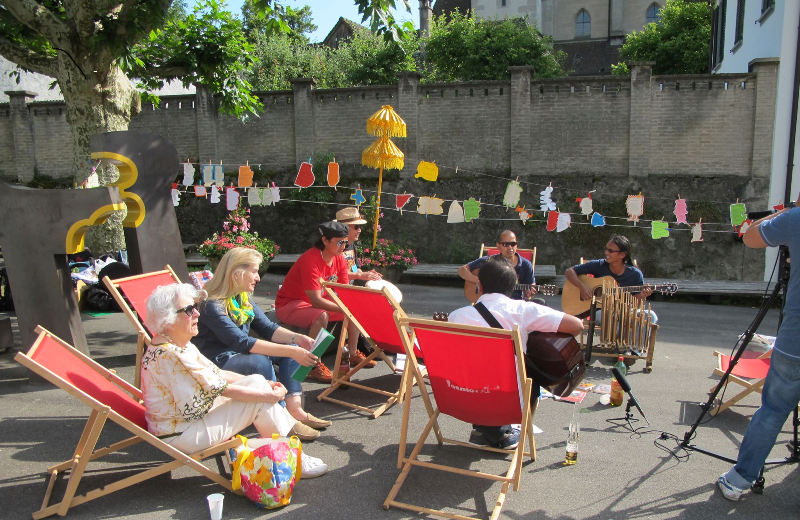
[335,206,383,283]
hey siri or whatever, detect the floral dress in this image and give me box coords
[140,341,228,437]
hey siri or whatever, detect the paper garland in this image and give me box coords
[546,210,559,231]
[540,186,556,212]
[674,198,688,225]
[270,185,280,204]
[556,212,571,232]
[627,194,644,223]
[503,180,523,209]
[738,220,752,237]
[418,196,444,215]
[171,184,180,206]
[248,187,262,206]
[447,200,465,223]
[203,164,224,186]
[210,186,221,203]
[182,163,195,186]
[194,186,207,197]
[463,198,481,222]
[591,213,606,227]
[350,188,366,206]
[327,162,340,188]
[691,221,704,242]
[295,162,314,188]
[516,206,530,224]
[576,193,593,218]
[415,161,439,182]
[651,220,669,239]
[396,193,413,214]
[226,187,240,211]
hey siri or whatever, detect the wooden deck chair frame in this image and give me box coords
[103,265,181,387]
[480,243,537,266]
[317,281,433,421]
[15,326,242,519]
[385,316,536,520]
[709,350,780,415]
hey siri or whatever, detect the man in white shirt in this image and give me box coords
[449,256,583,449]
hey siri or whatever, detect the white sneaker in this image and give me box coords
[717,474,744,501]
[300,454,328,479]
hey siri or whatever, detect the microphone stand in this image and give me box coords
[608,397,641,433]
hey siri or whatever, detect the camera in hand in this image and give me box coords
[747,200,795,221]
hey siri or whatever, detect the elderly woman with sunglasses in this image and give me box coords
[141,283,327,478]
[193,247,331,438]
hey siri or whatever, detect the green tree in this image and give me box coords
[613,0,711,75]
[422,11,566,82]
[242,1,316,42]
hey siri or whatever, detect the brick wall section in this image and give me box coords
[749,59,779,179]
[0,63,773,184]
[29,101,71,178]
[5,91,37,182]
[0,102,14,178]
[531,76,631,175]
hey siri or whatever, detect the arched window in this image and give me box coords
[575,10,591,38]
[646,4,661,24]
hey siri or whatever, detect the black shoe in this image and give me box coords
[468,429,490,446]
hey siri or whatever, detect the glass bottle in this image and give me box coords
[564,403,579,465]
[610,356,627,406]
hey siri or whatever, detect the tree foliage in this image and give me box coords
[614,0,711,75]
[422,11,566,82]
[242,0,316,42]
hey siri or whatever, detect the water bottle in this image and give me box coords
[339,347,350,376]
[610,356,627,406]
[564,403,579,465]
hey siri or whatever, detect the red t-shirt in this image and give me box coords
[275,247,350,308]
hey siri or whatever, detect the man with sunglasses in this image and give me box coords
[458,230,542,303]
[335,207,383,283]
[275,221,367,382]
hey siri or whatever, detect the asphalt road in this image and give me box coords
[1,273,798,520]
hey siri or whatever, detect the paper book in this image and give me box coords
[576,382,596,392]
[555,390,587,403]
[593,383,612,395]
[291,328,335,382]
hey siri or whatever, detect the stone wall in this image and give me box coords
[0,61,780,280]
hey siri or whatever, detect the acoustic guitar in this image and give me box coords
[463,269,559,303]
[561,275,678,316]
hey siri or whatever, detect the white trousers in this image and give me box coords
[165,374,296,453]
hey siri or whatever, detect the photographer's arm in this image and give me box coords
[744,208,793,249]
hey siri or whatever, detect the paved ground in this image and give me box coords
[1,273,798,520]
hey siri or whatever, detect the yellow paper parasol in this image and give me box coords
[366,105,407,137]
[363,105,406,248]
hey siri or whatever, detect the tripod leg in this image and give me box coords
[751,467,765,494]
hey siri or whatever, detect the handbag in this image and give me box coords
[231,434,302,509]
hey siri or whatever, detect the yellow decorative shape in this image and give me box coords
[91,151,146,228]
[361,136,405,170]
[65,200,126,254]
[366,105,407,137]
[415,161,439,182]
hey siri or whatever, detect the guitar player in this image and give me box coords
[449,256,584,449]
[564,235,658,325]
[458,230,547,305]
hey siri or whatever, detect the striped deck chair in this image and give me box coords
[102,266,180,387]
[15,327,241,519]
[480,244,536,265]
[318,281,432,421]
[710,350,785,415]
[385,317,536,520]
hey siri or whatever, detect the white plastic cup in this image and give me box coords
[599,394,611,406]
[207,493,224,520]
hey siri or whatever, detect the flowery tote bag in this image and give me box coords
[231,434,302,508]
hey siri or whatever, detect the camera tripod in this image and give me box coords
[681,245,800,490]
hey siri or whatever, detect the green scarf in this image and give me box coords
[226,293,255,326]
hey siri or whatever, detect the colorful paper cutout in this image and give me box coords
[540,186,557,212]
[447,200,465,223]
[247,187,262,206]
[238,165,254,188]
[226,187,240,211]
[418,196,444,215]
[576,193,593,217]
[730,203,747,226]
[626,194,644,223]
[503,180,523,208]
[546,210,559,231]
[674,198,688,225]
[350,189,366,206]
[651,220,669,239]
[691,222,704,242]
[738,220,752,237]
[516,206,530,224]
[556,212,571,232]
[591,212,606,227]
[171,185,180,206]
[396,193,413,214]
[194,185,207,197]
[202,164,223,186]
[463,198,481,222]
[269,185,280,205]
[415,161,439,182]
[182,163,195,186]
[294,162,314,188]
[210,186,221,203]
[327,162,339,188]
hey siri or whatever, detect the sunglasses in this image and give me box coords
[499,241,517,247]
[605,247,622,254]
[337,239,349,247]
[176,302,200,316]
[353,225,362,230]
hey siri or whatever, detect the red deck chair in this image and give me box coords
[15,326,241,519]
[709,350,794,415]
[385,316,536,520]
[480,243,536,265]
[103,266,181,387]
[318,281,433,422]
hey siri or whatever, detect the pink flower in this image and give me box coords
[412,258,418,265]
[232,226,238,233]
[377,225,381,232]
[364,248,370,254]
[380,212,384,217]
[236,236,245,244]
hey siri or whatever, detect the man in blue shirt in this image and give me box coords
[718,203,800,501]
[458,230,541,303]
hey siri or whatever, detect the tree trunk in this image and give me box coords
[56,60,141,254]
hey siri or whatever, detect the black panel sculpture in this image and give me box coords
[90,131,189,282]
[0,184,124,354]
